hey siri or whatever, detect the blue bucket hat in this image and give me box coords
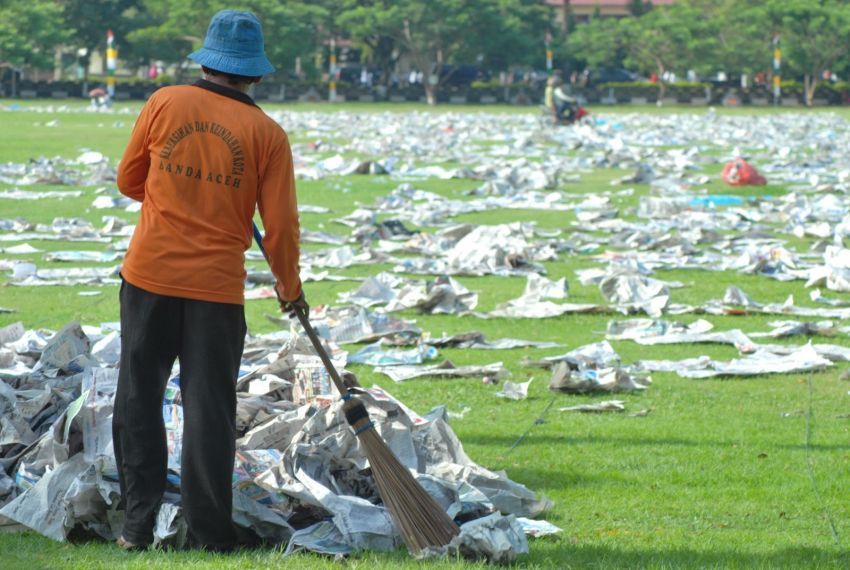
[188,10,274,77]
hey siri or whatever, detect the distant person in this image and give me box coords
[544,76,557,122]
[88,87,109,110]
[553,78,577,123]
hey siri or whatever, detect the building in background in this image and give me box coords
[546,0,675,28]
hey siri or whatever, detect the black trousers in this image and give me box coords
[113,279,246,548]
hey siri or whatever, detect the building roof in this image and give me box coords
[545,0,674,6]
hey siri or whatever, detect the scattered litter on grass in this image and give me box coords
[496,379,533,400]
[6,108,850,558]
[417,512,528,563]
[548,362,650,394]
[516,517,563,537]
[559,400,626,413]
[446,406,472,419]
[375,360,509,383]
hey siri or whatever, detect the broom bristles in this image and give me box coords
[252,226,458,553]
[357,426,460,553]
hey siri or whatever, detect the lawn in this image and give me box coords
[0,99,848,569]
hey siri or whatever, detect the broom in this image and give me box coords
[251,223,460,553]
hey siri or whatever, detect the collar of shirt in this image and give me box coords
[192,79,259,108]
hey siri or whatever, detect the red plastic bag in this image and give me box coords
[721,158,767,186]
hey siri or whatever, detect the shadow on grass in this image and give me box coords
[3,530,846,568]
[464,433,731,449]
[531,543,847,568]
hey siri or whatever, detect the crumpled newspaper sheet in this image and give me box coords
[704,287,850,320]
[559,400,626,413]
[379,219,554,277]
[485,299,605,320]
[548,362,650,394]
[484,274,602,319]
[339,272,478,314]
[609,315,850,364]
[8,264,121,287]
[0,189,83,200]
[606,318,714,341]
[630,327,757,353]
[748,320,844,339]
[426,331,562,350]
[495,379,533,401]
[443,223,553,276]
[511,341,651,395]
[416,512,528,563]
[279,305,422,345]
[0,320,555,561]
[806,245,850,292]
[599,273,670,318]
[300,245,396,269]
[375,361,509,383]
[636,343,832,378]
[528,341,621,370]
[349,341,438,367]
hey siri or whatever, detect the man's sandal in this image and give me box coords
[116,536,147,551]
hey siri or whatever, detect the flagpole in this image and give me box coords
[772,33,781,106]
[329,36,337,102]
[106,29,118,104]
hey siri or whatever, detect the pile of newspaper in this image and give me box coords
[0,320,556,561]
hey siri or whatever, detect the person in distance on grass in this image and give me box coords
[113,9,307,551]
[553,77,578,124]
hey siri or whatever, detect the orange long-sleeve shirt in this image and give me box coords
[117,80,302,305]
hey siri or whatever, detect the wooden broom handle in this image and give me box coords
[252,222,348,396]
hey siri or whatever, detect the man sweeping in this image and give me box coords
[113,10,307,551]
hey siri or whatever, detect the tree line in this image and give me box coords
[2,0,849,105]
[566,0,850,106]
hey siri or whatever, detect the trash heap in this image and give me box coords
[0,320,556,561]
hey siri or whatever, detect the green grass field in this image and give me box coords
[1,99,849,569]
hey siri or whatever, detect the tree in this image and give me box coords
[0,0,68,95]
[129,0,325,80]
[62,0,144,78]
[768,0,850,106]
[619,3,715,99]
[126,0,223,80]
[684,0,772,77]
[242,0,327,78]
[628,0,653,17]
[0,0,67,69]
[338,0,548,104]
[564,15,626,73]
[455,0,551,72]
[337,0,467,104]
